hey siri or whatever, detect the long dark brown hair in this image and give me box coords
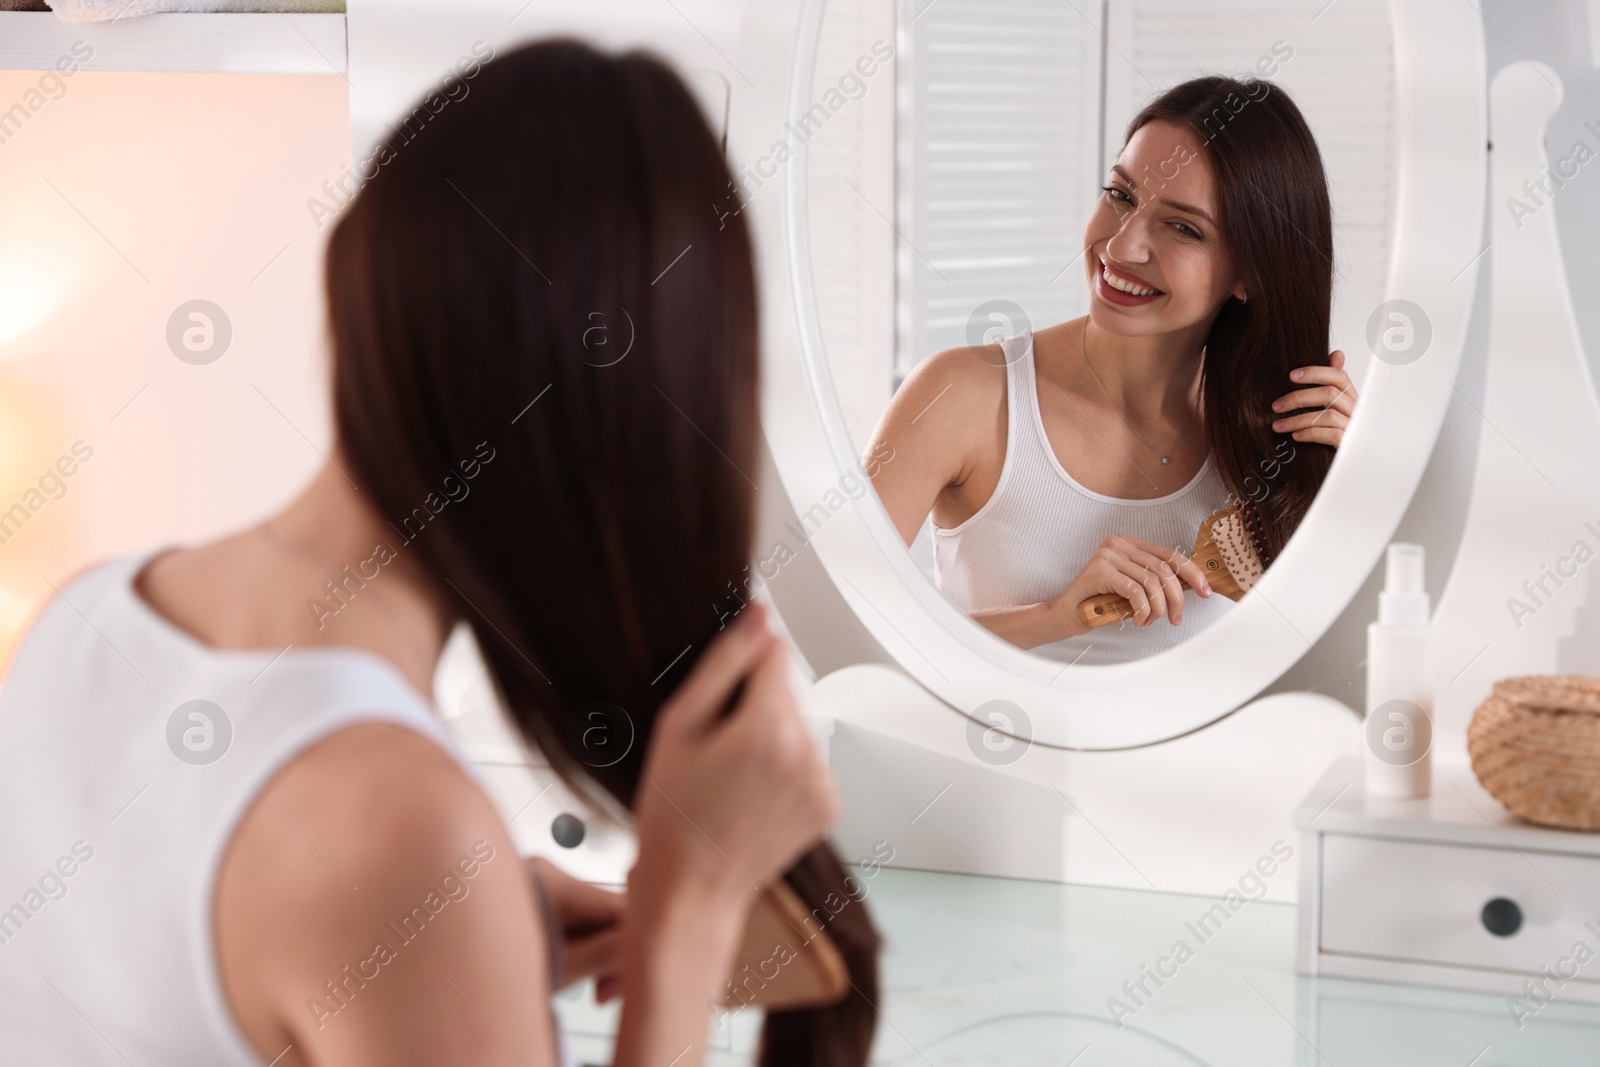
[1125,76,1334,561]
[324,38,879,1067]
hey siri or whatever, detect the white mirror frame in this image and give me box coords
[736,0,1487,748]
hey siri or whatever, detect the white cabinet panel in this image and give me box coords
[1321,834,1600,980]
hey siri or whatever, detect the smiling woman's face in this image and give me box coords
[1082,119,1245,338]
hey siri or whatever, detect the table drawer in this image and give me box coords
[1321,834,1600,976]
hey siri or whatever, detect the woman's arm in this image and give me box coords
[214,722,561,1067]
[214,606,830,1067]
[862,345,1005,545]
[523,856,624,1001]
[968,599,1083,649]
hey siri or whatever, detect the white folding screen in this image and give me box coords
[1101,0,1396,382]
[893,0,1397,384]
[804,0,898,452]
[897,0,1105,381]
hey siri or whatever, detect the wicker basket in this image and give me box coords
[1467,675,1600,831]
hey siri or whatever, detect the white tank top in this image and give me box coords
[0,550,543,1065]
[933,331,1236,666]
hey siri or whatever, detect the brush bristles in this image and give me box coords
[1202,506,1269,594]
[1240,503,1273,569]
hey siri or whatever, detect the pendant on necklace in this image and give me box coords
[1161,456,1169,465]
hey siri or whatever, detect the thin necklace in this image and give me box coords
[1078,317,1196,466]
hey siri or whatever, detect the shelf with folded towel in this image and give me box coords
[0,11,345,75]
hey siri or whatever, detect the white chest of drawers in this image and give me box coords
[1296,757,1600,1007]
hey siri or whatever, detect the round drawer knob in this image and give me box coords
[551,812,586,849]
[1481,897,1522,937]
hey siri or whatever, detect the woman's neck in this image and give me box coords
[260,459,455,688]
[1044,315,1207,422]
[262,458,412,578]
[137,454,455,699]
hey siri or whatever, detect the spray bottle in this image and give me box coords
[1365,543,1433,797]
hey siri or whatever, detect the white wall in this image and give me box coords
[0,66,348,656]
[0,2,750,664]
[1269,0,1600,710]
[346,0,745,164]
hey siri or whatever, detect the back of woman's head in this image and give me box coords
[1126,76,1334,560]
[324,38,878,1066]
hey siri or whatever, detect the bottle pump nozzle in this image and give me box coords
[1378,542,1429,626]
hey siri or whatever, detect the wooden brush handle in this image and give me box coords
[1076,592,1135,629]
[1070,506,1262,632]
[720,882,850,1010]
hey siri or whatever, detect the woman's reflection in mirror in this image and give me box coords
[866,77,1358,666]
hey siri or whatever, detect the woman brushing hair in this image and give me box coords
[868,76,1356,666]
[0,38,877,1067]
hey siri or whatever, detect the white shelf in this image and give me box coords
[1295,755,1600,857]
[0,12,345,75]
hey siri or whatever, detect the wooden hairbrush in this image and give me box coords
[697,664,849,1011]
[720,881,850,1010]
[1075,505,1271,629]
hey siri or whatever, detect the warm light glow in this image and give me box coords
[0,257,68,352]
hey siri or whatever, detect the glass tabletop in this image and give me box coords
[559,865,1600,1066]
[861,868,1600,1067]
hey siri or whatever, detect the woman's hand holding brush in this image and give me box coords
[1047,534,1214,633]
[969,534,1214,649]
[615,602,838,1067]
[1073,507,1270,631]
[632,602,836,909]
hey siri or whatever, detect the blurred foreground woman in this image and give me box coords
[0,38,878,1067]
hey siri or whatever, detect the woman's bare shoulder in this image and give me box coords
[910,343,1007,403]
[214,720,554,1066]
[879,342,1008,445]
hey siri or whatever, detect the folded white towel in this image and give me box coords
[47,0,342,20]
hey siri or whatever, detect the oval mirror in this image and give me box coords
[735,0,1487,748]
